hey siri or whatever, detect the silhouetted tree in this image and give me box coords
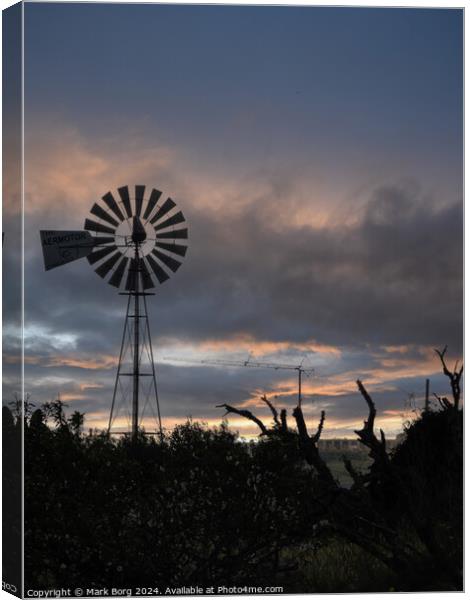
[217,349,463,590]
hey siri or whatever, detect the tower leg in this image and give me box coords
[143,293,163,440]
[108,294,132,435]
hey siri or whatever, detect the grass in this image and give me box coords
[322,451,371,487]
[281,538,396,593]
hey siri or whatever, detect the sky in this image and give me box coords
[3,3,463,438]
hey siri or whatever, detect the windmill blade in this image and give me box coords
[151,248,182,273]
[90,203,120,227]
[135,185,145,217]
[87,245,118,265]
[155,241,187,257]
[149,198,176,225]
[40,230,95,271]
[146,253,170,284]
[143,188,162,220]
[156,228,188,240]
[125,258,138,291]
[118,186,132,218]
[154,211,186,232]
[93,236,115,246]
[140,259,154,290]
[109,257,129,288]
[109,256,129,288]
[84,218,116,236]
[95,251,121,279]
[102,192,125,222]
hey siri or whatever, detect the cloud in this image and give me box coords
[3,122,462,437]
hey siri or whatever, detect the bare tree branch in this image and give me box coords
[279,409,287,433]
[312,410,326,444]
[355,379,376,434]
[292,405,336,485]
[435,344,451,376]
[260,395,280,428]
[433,393,452,411]
[216,404,268,436]
[292,403,309,440]
[354,380,389,470]
[434,346,463,409]
[342,455,363,487]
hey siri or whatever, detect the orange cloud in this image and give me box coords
[57,392,89,402]
[382,345,412,355]
[4,354,41,365]
[45,355,117,370]
[201,335,341,357]
[23,119,356,234]
[79,383,105,391]
[24,123,175,223]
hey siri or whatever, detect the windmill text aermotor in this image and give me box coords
[41,232,90,245]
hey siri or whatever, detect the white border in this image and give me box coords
[0,2,465,600]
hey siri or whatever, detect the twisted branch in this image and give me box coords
[279,409,288,433]
[216,404,268,436]
[260,395,281,428]
[312,410,326,444]
[354,380,389,470]
[292,405,336,485]
[434,346,463,409]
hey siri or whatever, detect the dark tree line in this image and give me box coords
[3,347,462,592]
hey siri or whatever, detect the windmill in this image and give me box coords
[40,185,189,439]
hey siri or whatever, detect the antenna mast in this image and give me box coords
[166,356,314,405]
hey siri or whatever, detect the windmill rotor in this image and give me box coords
[84,185,188,291]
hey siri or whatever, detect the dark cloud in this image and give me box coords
[3,179,462,433]
[156,181,463,349]
[18,181,463,350]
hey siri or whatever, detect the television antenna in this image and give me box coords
[164,355,314,405]
[398,386,417,425]
[40,185,189,440]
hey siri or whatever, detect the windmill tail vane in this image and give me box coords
[40,185,189,440]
